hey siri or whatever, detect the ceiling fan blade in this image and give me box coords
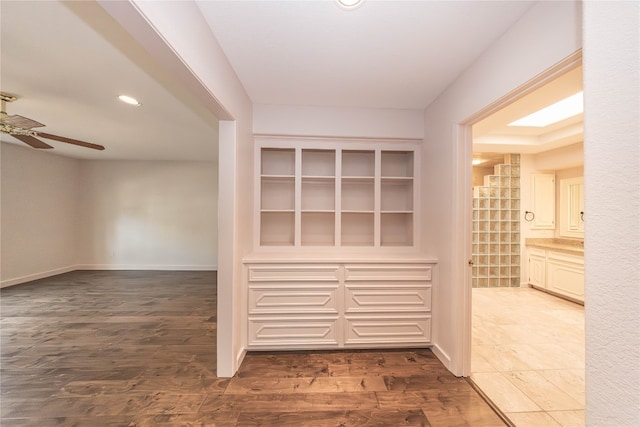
[0,114,45,129]
[12,134,54,149]
[37,132,105,151]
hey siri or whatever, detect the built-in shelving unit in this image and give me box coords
[256,137,418,249]
[248,136,433,352]
[260,148,295,246]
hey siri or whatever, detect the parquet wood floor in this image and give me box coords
[1,271,504,426]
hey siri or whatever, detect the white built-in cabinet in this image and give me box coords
[528,248,547,289]
[257,137,417,248]
[244,261,434,350]
[530,174,556,229]
[559,177,585,238]
[246,136,435,351]
[528,247,584,303]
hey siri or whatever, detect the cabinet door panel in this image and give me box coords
[248,265,340,282]
[249,286,338,314]
[345,285,431,312]
[344,265,432,281]
[530,174,556,229]
[528,253,546,288]
[249,317,339,347]
[547,257,584,301]
[345,316,431,345]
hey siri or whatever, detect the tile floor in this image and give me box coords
[471,287,585,427]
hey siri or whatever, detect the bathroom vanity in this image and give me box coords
[526,238,584,303]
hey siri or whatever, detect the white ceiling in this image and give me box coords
[0,1,219,161]
[0,0,548,161]
[197,0,535,109]
[473,65,584,155]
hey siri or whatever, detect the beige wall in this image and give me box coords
[78,159,217,269]
[472,165,495,187]
[1,143,80,286]
[1,143,218,287]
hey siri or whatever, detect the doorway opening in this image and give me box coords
[463,56,586,426]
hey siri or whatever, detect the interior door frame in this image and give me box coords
[454,51,583,377]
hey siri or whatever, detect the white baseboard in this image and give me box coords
[1,265,77,288]
[431,343,452,371]
[1,265,218,288]
[76,264,217,271]
[235,347,247,372]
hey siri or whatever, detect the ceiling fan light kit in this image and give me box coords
[117,94,141,106]
[0,91,105,151]
[337,0,364,10]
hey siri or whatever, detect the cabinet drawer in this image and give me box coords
[528,247,547,258]
[345,315,431,345]
[547,251,584,266]
[344,265,432,281]
[345,284,431,312]
[249,285,338,314]
[248,265,340,282]
[248,316,339,348]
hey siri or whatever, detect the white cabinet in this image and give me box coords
[528,248,547,289]
[245,261,434,350]
[559,177,585,238]
[527,247,584,303]
[547,252,585,301]
[256,137,419,249]
[249,136,433,351]
[343,264,431,346]
[246,264,341,348]
[530,174,556,229]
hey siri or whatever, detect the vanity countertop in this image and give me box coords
[525,238,584,256]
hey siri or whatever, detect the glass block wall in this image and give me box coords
[472,154,521,287]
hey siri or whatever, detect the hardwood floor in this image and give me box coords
[1,271,505,426]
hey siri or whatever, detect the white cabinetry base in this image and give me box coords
[245,259,436,350]
[527,246,584,303]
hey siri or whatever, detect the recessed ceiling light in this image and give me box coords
[117,95,141,106]
[337,0,364,10]
[508,91,583,127]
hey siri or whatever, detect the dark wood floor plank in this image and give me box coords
[236,409,431,427]
[1,271,504,426]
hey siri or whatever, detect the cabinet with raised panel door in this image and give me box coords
[527,247,584,303]
[247,136,435,350]
[244,260,435,350]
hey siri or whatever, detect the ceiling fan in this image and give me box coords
[0,92,105,151]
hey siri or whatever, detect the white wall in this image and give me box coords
[1,143,219,287]
[78,160,217,269]
[421,1,582,373]
[534,141,583,171]
[1,143,80,286]
[253,104,424,139]
[583,1,640,425]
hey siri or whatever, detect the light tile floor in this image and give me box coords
[471,287,585,427]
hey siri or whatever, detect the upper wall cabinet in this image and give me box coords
[529,173,556,229]
[560,176,584,238]
[255,136,420,250]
